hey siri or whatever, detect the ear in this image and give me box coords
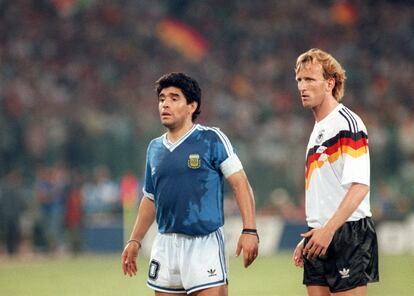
[188,101,198,113]
[326,78,335,92]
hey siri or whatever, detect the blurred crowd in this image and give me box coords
[0,0,413,255]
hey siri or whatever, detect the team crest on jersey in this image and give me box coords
[316,129,325,144]
[188,154,201,169]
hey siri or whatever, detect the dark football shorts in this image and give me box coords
[303,217,379,293]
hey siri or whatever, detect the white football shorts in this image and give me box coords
[147,227,228,294]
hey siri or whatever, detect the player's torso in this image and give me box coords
[304,105,370,227]
[148,125,225,235]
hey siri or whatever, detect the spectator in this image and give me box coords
[0,0,412,253]
[0,169,26,255]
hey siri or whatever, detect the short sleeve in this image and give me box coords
[142,145,155,200]
[211,127,243,178]
[339,129,370,187]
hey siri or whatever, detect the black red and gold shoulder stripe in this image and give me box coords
[305,130,368,189]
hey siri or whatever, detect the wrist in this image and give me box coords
[126,239,142,249]
[323,221,338,236]
[241,228,260,243]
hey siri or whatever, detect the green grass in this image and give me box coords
[1,254,413,296]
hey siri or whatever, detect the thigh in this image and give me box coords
[306,285,330,296]
[190,285,228,296]
[181,228,228,294]
[155,292,186,296]
[332,285,366,296]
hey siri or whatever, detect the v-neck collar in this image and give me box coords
[163,124,198,152]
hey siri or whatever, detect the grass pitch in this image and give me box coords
[0,253,413,296]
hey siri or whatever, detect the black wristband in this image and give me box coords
[126,239,141,249]
[242,228,257,233]
[242,228,260,243]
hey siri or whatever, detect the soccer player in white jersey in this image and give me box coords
[292,49,379,296]
[121,72,259,295]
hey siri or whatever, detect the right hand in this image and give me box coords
[121,241,140,276]
[292,238,305,268]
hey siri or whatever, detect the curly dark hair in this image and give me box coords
[155,72,201,121]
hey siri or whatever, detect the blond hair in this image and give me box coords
[295,48,346,102]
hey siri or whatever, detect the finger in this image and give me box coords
[312,246,322,259]
[126,257,136,276]
[306,247,315,259]
[294,246,302,257]
[248,248,259,267]
[121,252,128,274]
[303,240,313,255]
[131,260,137,275]
[293,249,299,265]
[127,263,133,276]
[243,250,249,267]
[245,253,254,268]
[293,249,303,266]
[243,247,254,268]
[300,229,314,238]
[128,262,135,277]
[124,261,130,276]
[306,244,317,259]
[124,259,132,276]
[235,243,242,257]
[294,256,299,266]
[248,252,257,267]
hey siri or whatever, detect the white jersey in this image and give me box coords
[305,104,371,228]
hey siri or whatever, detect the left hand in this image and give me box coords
[301,227,334,260]
[236,233,259,268]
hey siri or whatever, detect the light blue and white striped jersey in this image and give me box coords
[143,124,243,236]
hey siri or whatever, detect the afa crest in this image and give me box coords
[188,154,201,169]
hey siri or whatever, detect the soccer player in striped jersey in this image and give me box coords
[292,49,379,295]
[122,72,259,296]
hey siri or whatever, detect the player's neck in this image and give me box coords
[166,121,195,144]
[312,96,339,122]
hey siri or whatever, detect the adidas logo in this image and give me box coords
[207,268,217,277]
[339,268,350,278]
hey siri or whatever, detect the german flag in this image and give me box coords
[157,18,209,62]
[331,1,358,27]
[305,131,368,190]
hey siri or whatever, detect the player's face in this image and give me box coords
[158,86,196,129]
[296,62,331,109]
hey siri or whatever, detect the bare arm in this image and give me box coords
[121,196,156,276]
[227,170,259,268]
[302,183,369,259]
